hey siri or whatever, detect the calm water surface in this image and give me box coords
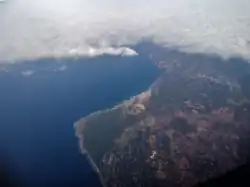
[0,55,160,187]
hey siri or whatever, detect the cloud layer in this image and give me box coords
[1,0,250,63]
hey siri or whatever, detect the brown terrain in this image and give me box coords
[75,46,250,187]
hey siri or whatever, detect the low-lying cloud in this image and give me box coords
[1,0,250,63]
[21,70,35,76]
[68,47,138,57]
[54,65,68,72]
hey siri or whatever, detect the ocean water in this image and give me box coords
[0,55,160,187]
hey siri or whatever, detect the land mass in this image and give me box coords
[75,44,250,187]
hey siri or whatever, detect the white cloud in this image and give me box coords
[68,47,138,57]
[21,70,35,76]
[54,65,68,72]
[0,0,250,63]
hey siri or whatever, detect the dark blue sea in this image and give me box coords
[0,54,160,187]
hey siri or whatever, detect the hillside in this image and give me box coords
[75,48,250,187]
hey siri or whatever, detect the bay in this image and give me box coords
[0,55,160,187]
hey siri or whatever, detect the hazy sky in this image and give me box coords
[0,0,250,63]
